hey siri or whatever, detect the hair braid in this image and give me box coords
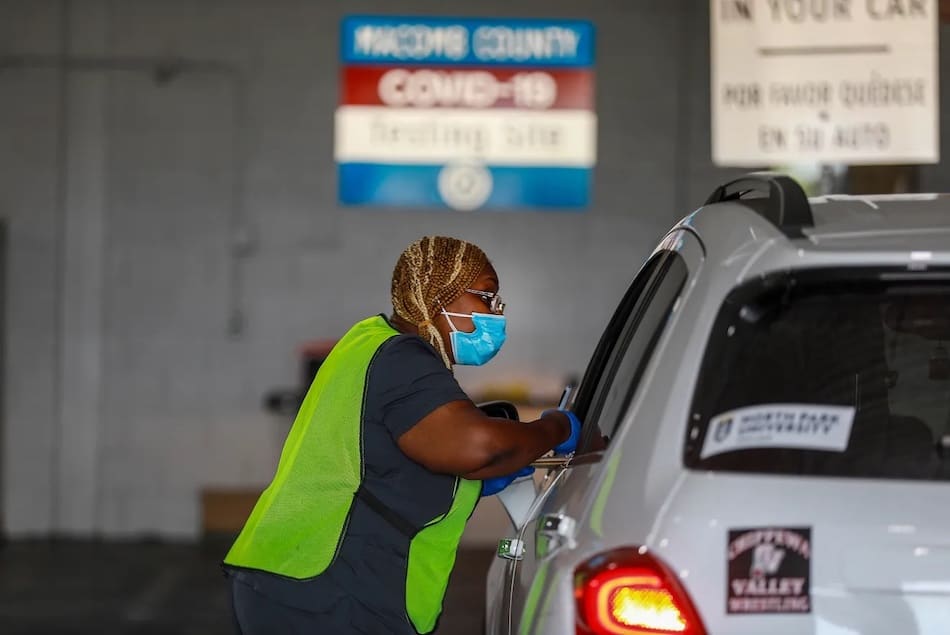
[391,236,489,368]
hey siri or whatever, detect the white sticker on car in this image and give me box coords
[700,404,855,460]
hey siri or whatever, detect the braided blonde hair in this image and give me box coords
[391,236,489,367]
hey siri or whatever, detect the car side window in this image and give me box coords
[570,253,663,446]
[577,252,688,452]
[569,256,665,426]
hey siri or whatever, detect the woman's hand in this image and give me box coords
[480,466,535,497]
[396,400,573,480]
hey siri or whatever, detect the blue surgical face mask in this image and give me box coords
[442,310,507,366]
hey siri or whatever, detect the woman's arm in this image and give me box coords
[396,400,571,480]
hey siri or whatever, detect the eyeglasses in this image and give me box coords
[466,289,506,314]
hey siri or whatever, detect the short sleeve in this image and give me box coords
[365,335,470,440]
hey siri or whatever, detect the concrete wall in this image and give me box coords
[0,0,946,541]
[0,0,64,537]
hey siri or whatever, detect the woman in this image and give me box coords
[223,236,580,634]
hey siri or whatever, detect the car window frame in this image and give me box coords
[588,254,688,448]
[569,255,665,425]
[574,251,688,454]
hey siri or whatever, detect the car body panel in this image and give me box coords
[506,228,706,634]
[646,474,950,635]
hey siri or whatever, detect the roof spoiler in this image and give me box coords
[704,172,814,238]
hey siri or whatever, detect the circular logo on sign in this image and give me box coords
[438,162,493,211]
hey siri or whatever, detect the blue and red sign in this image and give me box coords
[335,16,596,211]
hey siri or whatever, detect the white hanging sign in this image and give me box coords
[711,0,939,166]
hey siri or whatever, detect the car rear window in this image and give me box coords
[684,269,950,481]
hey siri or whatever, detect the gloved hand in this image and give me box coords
[481,465,535,497]
[542,409,582,455]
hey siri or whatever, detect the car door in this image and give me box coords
[503,229,703,635]
[489,236,669,635]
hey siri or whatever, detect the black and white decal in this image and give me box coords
[727,527,812,615]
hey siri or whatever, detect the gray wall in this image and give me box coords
[0,0,946,538]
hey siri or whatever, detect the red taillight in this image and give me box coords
[575,548,707,635]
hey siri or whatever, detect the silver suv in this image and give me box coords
[485,173,950,635]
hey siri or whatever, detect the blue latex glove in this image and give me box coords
[481,465,535,497]
[543,409,582,455]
